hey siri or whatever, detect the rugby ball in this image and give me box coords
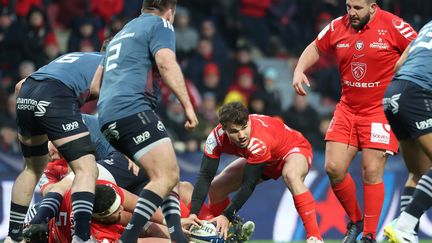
[190,221,224,243]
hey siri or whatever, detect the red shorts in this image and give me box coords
[262,138,313,180]
[325,103,398,153]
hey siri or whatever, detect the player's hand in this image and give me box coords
[184,106,199,131]
[209,215,229,240]
[181,215,201,235]
[126,157,140,176]
[292,71,310,96]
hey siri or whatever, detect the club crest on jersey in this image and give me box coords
[351,62,367,80]
[355,40,364,50]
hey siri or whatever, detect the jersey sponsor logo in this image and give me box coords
[353,54,365,59]
[336,43,349,48]
[351,62,367,80]
[205,132,217,155]
[62,121,79,132]
[157,121,166,131]
[34,101,51,117]
[392,18,416,40]
[344,80,380,88]
[415,118,432,130]
[370,40,389,50]
[103,158,114,165]
[355,40,364,50]
[247,137,267,157]
[383,93,401,114]
[103,122,120,141]
[16,97,38,111]
[132,131,151,145]
[370,122,391,144]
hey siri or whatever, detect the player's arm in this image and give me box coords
[155,49,198,130]
[293,41,321,96]
[394,45,411,73]
[15,78,26,96]
[222,163,265,221]
[89,65,104,100]
[189,155,220,216]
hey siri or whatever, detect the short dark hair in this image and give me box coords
[142,0,177,12]
[218,102,249,128]
[93,185,117,215]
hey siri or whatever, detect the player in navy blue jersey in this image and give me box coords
[97,1,198,242]
[383,20,432,243]
[6,52,104,243]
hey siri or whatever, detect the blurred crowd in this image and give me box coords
[0,0,430,156]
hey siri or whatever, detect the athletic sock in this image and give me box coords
[398,170,432,233]
[400,186,415,212]
[30,192,63,224]
[208,197,230,216]
[331,173,363,223]
[8,202,28,241]
[363,182,384,238]
[399,186,419,232]
[72,191,94,241]
[293,191,322,240]
[162,192,187,243]
[120,189,163,242]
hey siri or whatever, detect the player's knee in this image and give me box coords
[324,160,342,177]
[57,135,95,162]
[362,167,383,184]
[179,181,194,194]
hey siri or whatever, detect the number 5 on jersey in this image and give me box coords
[106,43,122,72]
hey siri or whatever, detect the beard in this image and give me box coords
[350,13,371,30]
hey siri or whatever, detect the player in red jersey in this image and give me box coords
[292,0,416,242]
[188,102,322,243]
[23,143,201,242]
[48,180,170,243]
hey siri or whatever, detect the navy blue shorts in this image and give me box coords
[16,77,88,140]
[97,151,149,195]
[101,110,170,162]
[383,79,432,140]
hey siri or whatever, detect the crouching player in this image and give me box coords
[189,102,323,243]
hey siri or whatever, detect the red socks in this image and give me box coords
[208,197,230,216]
[332,173,363,223]
[363,182,384,238]
[294,191,322,240]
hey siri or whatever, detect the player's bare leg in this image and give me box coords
[387,133,432,242]
[324,141,362,243]
[400,139,431,211]
[283,153,322,242]
[121,139,186,243]
[384,139,430,243]
[208,158,248,215]
[7,134,49,242]
[52,132,98,242]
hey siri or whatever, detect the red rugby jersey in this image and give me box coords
[204,114,307,165]
[315,7,416,115]
[48,180,125,243]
